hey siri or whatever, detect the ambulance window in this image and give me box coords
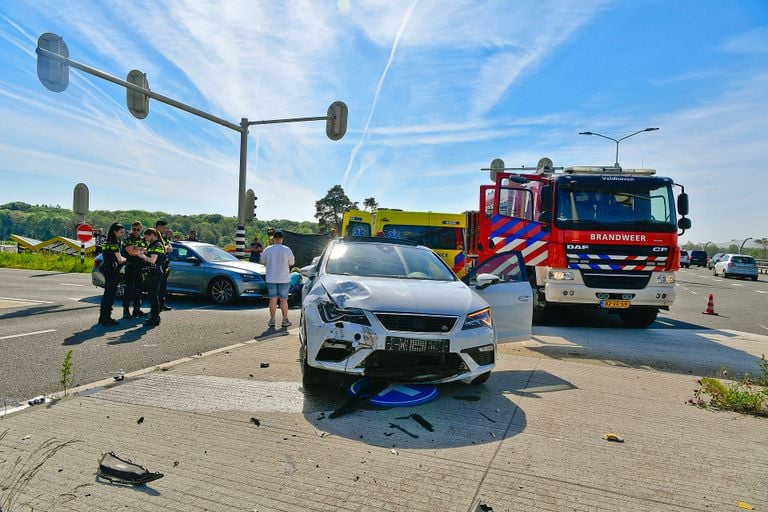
[347,221,371,237]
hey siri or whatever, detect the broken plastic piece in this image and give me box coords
[390,448,399,455]
[27,396,46,405]
[473,499,494,511]
[601,433,624,443]
[260,361,270,368]
[97,452,164,486]
[737,502,753,510]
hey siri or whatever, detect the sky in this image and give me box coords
[1,0,766,244]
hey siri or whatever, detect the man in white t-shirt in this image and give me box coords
[260,231,295,328]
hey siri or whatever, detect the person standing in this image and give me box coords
[138,228,166,326]
[98,223,127,326]
[122,221,147,319]
[260,230,295,328]
[249,240,263,263]
[155,220,174,311]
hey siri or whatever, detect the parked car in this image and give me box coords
[679,250,690,268]
[92,241,268,304]
[707,253,724,270]
[713,254,759,280]
[690,250,708,267]
[298,237,532,388]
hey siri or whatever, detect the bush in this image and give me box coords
[689,355,768,417]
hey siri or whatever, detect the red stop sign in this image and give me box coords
[76,223,93,242]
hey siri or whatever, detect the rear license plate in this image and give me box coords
[600,300,631,309]
[385,337,449,353]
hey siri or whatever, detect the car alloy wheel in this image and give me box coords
[209,277,235,304]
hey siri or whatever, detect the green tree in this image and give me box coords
[754,238,768,259]
[315,185,357,233]
[363,197,378,213]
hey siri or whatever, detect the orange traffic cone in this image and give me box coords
[702,293,718,315]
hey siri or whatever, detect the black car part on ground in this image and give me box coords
[97,452,164,486]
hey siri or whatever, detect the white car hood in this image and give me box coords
[318,275,486,315]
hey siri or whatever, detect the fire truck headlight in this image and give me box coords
[548,270,575,281]
[656,273,675,284]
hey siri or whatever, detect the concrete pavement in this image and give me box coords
[1,331,766,511]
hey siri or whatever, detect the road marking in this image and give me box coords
[755,290,768,294]
[0,329,57,340]
[760,324,768,332]
[731,283,744,287]
[713,279,723,282]
[656,320,674,326]
[689,290,699,295]
[0,297,54,309]
[60,283,84,287]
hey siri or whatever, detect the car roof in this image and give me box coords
[337,237,420,247]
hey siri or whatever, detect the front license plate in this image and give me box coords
[600,300,631,309]
[385,337,449,353]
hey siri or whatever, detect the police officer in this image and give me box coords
[138,228,166,326]
[98,223,127,326]
[122,221,147,319]
[155,220,173,311]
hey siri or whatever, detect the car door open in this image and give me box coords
[464,251,533,343]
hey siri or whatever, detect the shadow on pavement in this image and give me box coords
[301,370,576,450]
[536,306,719,330]
[0,304,63,320]
[63,324,107,345]
[106,324,153,345]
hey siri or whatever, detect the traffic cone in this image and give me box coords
[702,293,718,315]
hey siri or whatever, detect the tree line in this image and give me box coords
[682,240,768,260]
[0,202,317,247]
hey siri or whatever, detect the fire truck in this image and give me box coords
[466,157,691,328]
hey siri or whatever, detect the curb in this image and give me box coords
[0,328,299,418]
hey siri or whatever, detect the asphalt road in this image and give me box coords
[1,267,766,406]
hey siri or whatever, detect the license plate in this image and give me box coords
[385,337,449,353]
[600,300,631,309]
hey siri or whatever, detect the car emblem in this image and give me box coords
[441,325,449,331]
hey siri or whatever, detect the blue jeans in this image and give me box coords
[266,282,290,299]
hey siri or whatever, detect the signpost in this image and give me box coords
[76,223,93,264]
[36,33,348,259]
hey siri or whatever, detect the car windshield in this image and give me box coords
[325,242,456,281]
[193,244,239,262]
[555,183,676,232]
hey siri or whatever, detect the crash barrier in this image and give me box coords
[10,234,96,256]
[757,259,768,275]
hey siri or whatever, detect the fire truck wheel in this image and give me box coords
[618,308,658,328]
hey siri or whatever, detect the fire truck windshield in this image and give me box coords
[554,184,676,232]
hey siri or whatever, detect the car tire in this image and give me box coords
[752,276,759,281]
[300,318,328,389]
[209,277,237,305]
[723,272,729,279]
[713,268,718,276]
[470,371,491,384]
[619,308,658,328]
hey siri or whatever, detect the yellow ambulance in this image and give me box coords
[341,208,467,276]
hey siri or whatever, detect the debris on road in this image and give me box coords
[260,361,270,368]
[330,380,387,419]
[113,370,125,381]
[27,396,47,406]
[390,448,399,455]
[388,423,419,439]
[478,412,496,424]
[737,501,754,510]
[21,435,31,441]
[137,417,144,425]
[473,499,494,511]
[601,432,624,443]
[97,452,164,486]
[314,429,328,438]
[250,417,261,426]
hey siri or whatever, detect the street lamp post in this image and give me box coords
[703,241,711,253]
[579,128,659,168]
[739,237,753,255]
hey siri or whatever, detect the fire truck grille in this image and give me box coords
[581,270,651,290]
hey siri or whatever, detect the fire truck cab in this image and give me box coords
[467,158,691,328]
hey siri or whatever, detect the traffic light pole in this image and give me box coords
[36,37,347,259]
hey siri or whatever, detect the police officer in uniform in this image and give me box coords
[99,223,127,326]
[155,220,173,311]
[122,221,147,319]
[138,228,166,326]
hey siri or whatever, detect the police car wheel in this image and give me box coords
[209,277,236,305]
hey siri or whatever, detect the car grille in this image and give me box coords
[374,313,457,333]
[581,270,651,290]
[462,347,495,366]
[359,350,465,382]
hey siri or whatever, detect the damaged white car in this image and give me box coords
[299,238,532,388]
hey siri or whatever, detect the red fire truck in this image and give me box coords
[466,158,691,327]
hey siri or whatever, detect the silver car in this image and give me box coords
[713,254,759,281]
[92,241,268,304]
[299,238,532,388]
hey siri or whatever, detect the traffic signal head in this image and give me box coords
[36,33,70,93]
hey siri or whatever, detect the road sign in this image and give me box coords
[76,223,93,242]
[349,378,439,407]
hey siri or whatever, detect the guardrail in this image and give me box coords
[758,258,768,274]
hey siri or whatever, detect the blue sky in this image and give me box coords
[1,0,766,245]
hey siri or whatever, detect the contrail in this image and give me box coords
[342,0,419,187]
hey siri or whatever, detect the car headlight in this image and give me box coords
[241,273,262,282]
[548,270,575,280]
[462,307,492,330]
[318,302,370,325]
[656,273,675,284]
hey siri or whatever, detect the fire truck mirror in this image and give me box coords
[539,210,553,226]
[678,217,691,231]
[539,185,553,212]
[677,193,689,216]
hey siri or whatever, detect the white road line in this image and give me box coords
[731,283,744,287]
[689,290,699,295]
[60,283,84,287]
[0,329,57,340]
[713,279,723,282]
[760,324,768,332]
[656,320,674,326]
[755,290,768,294]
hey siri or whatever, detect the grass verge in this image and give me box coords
[0,252,93,273]
[689,355,768,417]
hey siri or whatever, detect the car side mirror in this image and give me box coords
[677,218,691,230]
[539,210,552,225]
[302,266,317,279]
[185,256,200,265]
[475,273,501,289]
[677,193,689,216]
